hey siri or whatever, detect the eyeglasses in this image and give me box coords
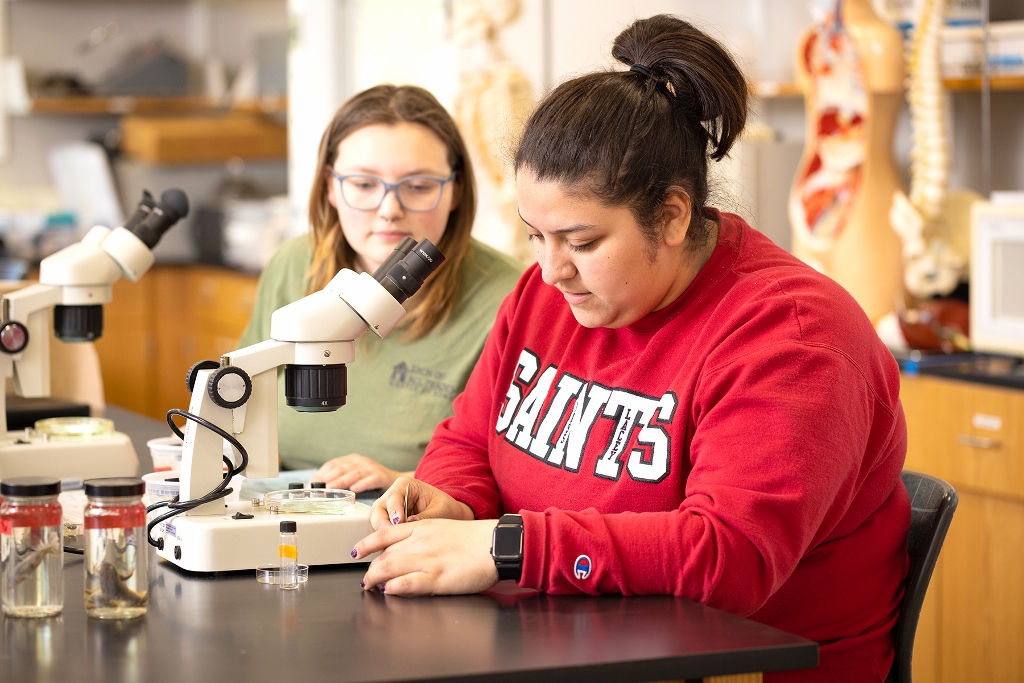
[329,170,456,212]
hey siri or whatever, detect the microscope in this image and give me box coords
[0,189,188,480]
[153,237,444,572]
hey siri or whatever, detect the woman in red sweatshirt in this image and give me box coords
[352,14,910,683]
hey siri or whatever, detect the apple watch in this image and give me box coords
[491,514,524,581]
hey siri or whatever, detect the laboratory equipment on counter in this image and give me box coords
[0,477,64,617]
[151,237,445,573]
[83,478,148,619]
[0,189,189,481]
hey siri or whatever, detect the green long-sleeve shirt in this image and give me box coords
[238,235,524,471]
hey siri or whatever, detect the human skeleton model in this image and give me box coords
[790,0,906,325]
[453,0,534,261]
[889,0,965,299]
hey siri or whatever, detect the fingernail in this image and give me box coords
[391,514,400,525]
[360,580,365,588]
[350,549,358,558]
[378,584,386,592]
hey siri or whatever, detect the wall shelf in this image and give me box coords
[942,75,1024,91]
[752,81,804,98]
[29,95,287,116]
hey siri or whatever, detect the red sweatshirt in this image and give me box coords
[416,211,910,682]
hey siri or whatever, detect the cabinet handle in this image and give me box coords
[956,434,1003,449]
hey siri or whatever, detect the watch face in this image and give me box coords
[493,526,522,560]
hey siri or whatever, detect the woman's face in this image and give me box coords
[517,170,705,329]
[327,122,457,273]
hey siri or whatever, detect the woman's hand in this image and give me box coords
[353,518,500,596]
[310,453,411,493]
[369,477,475,529]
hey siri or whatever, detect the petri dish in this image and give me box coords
[34,417,114,440]
[256,564,309,584]
[262,488,356,515]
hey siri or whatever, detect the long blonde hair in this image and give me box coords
[307,85,476,340]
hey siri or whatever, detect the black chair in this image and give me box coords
[887,470,958,683]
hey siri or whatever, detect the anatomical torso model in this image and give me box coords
[790,0,905,324]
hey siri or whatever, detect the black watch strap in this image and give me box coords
[492,514,524,581]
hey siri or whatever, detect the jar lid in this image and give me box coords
[280,520,297,533]
[310,481,326,489]
[84,477,146,497]
[0,477,61,496]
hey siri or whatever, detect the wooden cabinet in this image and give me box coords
[901,374,1024,683]
[94,265,258,421]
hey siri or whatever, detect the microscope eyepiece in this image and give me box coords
[123,190,157,233]
[129,188,190,249]
[378,239,446,303]
[372,237,417,283]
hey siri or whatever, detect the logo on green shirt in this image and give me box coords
[390,362,458,401]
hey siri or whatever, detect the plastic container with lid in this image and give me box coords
[0,477,64,617]
[83,478,148,619]
[146,436,183,472]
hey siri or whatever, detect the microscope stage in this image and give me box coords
[155,501,376,573]
[0,430,138,480]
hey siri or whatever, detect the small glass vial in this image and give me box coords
[310,481,326,499]
[83,478,148,619]
[279,521,298,590]
[0,477,64,617]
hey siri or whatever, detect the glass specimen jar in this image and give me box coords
[83,478,148,619]
[0,477,64,617]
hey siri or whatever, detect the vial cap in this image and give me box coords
[310,481,326,489]
[280,520,297,533]
[288,482,304,490]
[84,477,146,497]
[0,476,60,497]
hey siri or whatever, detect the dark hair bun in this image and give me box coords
[611,14,747,161]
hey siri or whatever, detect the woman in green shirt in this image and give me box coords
[239,85,523,492]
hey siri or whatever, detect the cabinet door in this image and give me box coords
[187,266,258,338]
[940,490,1024,682]
[94,275,156,415]
[902,374,1024,683]
[154,267,258,420]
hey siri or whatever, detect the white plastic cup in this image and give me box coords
[147,436,183,472]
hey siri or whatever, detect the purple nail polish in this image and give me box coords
[360,580,365,588]
[350,549,358,558]
[391,514,400,525]
[378,583,386,592]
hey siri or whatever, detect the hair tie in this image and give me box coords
[629,64,653,78]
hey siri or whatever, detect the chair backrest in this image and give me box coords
[889,470,958,683]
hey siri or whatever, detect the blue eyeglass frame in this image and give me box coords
[328,170,457,212]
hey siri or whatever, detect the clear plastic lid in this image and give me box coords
[256,564,309,584]
[34,417,114,440]
[262,488,355,515]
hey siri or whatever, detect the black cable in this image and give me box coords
[63,546,84,555]
[145,408,249,549]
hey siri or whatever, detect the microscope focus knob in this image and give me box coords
[208,366,252,410]
[186,360,221,393]
[0,321,29,354]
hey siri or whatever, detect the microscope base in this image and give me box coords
[155,501,376,573]
[0,430,138,480]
